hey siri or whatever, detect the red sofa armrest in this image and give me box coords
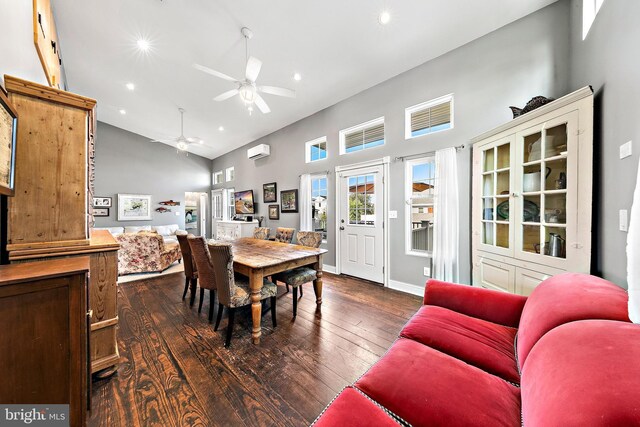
[423,279,527,328]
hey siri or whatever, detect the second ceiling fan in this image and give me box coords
[193,27,296,114]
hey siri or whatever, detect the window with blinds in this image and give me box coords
[339,117,385,155]
[405,95,453,139]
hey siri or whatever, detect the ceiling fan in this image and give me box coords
[150,108,202,153]
[193,27,296,114]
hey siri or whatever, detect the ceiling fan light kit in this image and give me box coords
[150,107,201,155]
[193,26,296,115]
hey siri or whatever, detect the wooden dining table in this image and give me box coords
[230,238,328,344]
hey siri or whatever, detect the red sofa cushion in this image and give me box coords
[400,305,519,384]
[354,338,521,427]
[313,387,401,427]
[517,273,629,368]
[522,320,640,426]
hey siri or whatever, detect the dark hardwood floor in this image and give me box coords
[89,271,422,427]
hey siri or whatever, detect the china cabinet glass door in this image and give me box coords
[515,112,577,267]
[479,136,514,255]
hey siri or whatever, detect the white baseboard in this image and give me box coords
[323,264,337,274]
[388,279,424,297]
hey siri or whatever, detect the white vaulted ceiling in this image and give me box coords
[53,0,557,159]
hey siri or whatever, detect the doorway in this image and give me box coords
[336,158,389,285]
[185,192,208,237]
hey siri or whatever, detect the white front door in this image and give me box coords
[338,165,384,283]
[199,193,207,237]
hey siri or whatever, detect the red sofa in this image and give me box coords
[313,273,640,426]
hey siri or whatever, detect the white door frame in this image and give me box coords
[335,156,390,287]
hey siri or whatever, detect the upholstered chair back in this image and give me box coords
[275,227,295,243]
[187,236,216,291]
[296,231,323,248]
[176,232,197,278]
[253,227,271,240]
[207,241,236,306]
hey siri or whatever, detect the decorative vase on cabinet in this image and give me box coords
[471,87,593,296]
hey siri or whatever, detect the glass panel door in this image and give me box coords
[480,138,512,252]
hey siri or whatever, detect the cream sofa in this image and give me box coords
[94,224,183,243]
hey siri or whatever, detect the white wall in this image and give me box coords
[0,0,47,87]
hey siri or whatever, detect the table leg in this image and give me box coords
[249,268,264,344]
[313,254,323,305]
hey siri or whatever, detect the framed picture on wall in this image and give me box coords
[263,182,277,203]
[118,194,152,221]
[93,207,109,217]
[93,196,112,207]
[268,204,280,220]
[0,86,18,197]
[280,189,298,213]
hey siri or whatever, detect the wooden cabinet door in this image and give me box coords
[514,267,551,296]
[475,255,515,293]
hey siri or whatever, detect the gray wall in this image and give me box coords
[211,1,571,286]
[569,0,640,288]
[94,122,212,233]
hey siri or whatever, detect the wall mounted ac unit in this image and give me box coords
[247,144,270,160]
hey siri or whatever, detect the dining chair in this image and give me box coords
[253,227,271,240]
[187,236,217,322]
[176,232,198,306]
[273,231,323,317]
[274,227,295,243]
[208,241,278,347]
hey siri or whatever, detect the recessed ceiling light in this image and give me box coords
[125,83,135,91]
[379,11,391,25]
[218,126,224,131]
[136,39,150,51]
[119,109,126,115]
[199,139,204,144]
[293,73,302,81]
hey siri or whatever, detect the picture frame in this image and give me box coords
[280,189,299,213]
[93,207,109,217]
[0,86,18,197]
[93,196,112,207]
[268,204,280,220]
[263,182,277,203]
[117,194,152,221]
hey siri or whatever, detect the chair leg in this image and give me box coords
[189,278,197,307]
[271,296,277,327]
[225,308,235,347]
[208,290,216,322]
[300,284,303,298]
[214,304,224,331]
[286,284,290,293]
[292,286,298,318]
[182,277,189,300]
[198,288,205,313]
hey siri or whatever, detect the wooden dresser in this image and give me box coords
[4,75,120,375]
[0,257,90,427]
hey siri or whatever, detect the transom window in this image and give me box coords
[339,117,385,155]
[225,167,235,182]
[405,157,435,256]
[311,176,328,240]
[405,94,453,139]
[348,174,375,225]
[213,170,223,185]
[306,137,327,163]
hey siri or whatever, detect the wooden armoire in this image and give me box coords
[4,75,120,375]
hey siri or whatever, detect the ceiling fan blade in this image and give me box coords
[254,94,271,114]
[192,63,239,83]
[245,56,262,82]
[258,85,296,98]
[214,88,239,101]
[150,138,174,143]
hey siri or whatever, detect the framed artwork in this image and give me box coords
[0,87,18,196]
[93,207,109,217]
[268,204,280,220]
[280,189,299,213]
[263,182,277,203]
[117,194,152,221]
[93,196,112,207]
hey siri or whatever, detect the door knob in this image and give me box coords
[339,226,345,231]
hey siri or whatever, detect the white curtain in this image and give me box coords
[433,147,459,283]
[627,157,640,323]
[299,174,312,231]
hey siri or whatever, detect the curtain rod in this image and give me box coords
[298,170,331,178]
[393,144,465,162]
